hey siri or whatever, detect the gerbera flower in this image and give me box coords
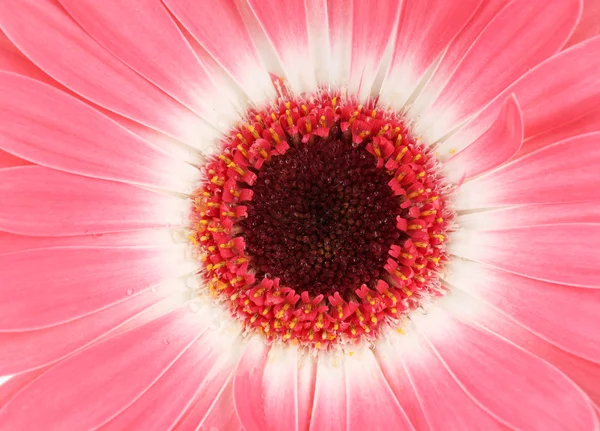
[1,0,599,429]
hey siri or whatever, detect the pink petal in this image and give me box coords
[442,34,600,156]
[101,319,242,431]
[58,0,236,123]
[0,166,186,236]
[409,0,511,116]
[0,229,177,256]
[162,0,275,104]
[0,368,46,407]
[521,106,600,157]
[378,331,506,430]
[455,133,600,209]
[565,0,600,47]
[233,336,269,430]
[414,306,597,430]
[379,0,482,109]
[444,290,600,408]
[450,224,600,288]
[0,29,55,86]
[232,339,316,431]
[0,0,213,147]
[325,0,352,88]
[0,278,184,375]
[0,307,204,430]
[344,348,415,431]
[347,0,402,100]
[458,202,600,230]
[444,95,523,181]
[0,150,30,169]
[0,72,199,193]
[246,0,317,92]
[375,345,429,430]
[309,354,346,431]
[0,245,195,330]
[417,0,581,142]
[195,380,245,431]
[448,260,600,362]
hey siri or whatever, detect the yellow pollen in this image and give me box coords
[421,210,437,216]
[384,291,397,304]
[221,211,237,218]
[236,144,249,158]
[331,97,337,107]
[408,189,425,199]
[427,256,441,264]
[395,146,408,161]
[284,101,292,109]
[377,124,390,136]
[435,217,444,223]
[210,176,224,186]
[349,110,360,125]
[413,154,422,162]
[301,104,309,115]
[319,115,326,127]
[247,125,260,139]
[253,288,264,298]
[408,224,423,230]
[285,110,294,127]
[394,270,408,281]
[269,128,281,143]
[414,241,428,248]
[236,133,248,145]
[431,234,445,241]
[276,303,291,319]
[271,113,278,122]
[371,109,377,119]
[305,119,313,133]
[255,114,265,127]
[219,241,235,249]
[337,305,344,318]
[259,148,269,159]
[401,287,413,296]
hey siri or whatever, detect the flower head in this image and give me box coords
[0,0,599,430]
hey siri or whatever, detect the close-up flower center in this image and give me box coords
[190,93,452,347]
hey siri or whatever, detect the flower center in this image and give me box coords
[190,92,452,348]
[241,135,403,299]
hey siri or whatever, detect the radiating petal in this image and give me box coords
[377,331,506,430]
[416,0,581,142]
[414,305,597,431]
[246,0,317,93]
[0,0,217,147]
[379,0,482,110]
[233,336,269,430]
[0,166,186,236]
[409,0,510,117]
[444,95,522,181]
[347,0,402,101]
[566,0,600,47]
[455,133,600,209]
[0,307,204,430]
[325,0,352,88]
[0,279,184,375]
[195,380,245,431]
[345,348,415,431]
[441,290,600,408]
[458,202,600,230]
[0,245,196,330]
[58,0,237,124]
[521,106,600,156]
[0,150,30,169]
[447,260,600,362]
[450,224,600,288]
[0,368,46,407]
[0,73,199,193]
[441,34,600,156]
[0,29,55,86]
[309,353,346,431]
[163,0,275,105]
[0,229,177,256]
[101,314,242,431]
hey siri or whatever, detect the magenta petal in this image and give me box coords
[0,166,186,236]
[415,306,597,430]
[444,94,523,181]
[0,307,204,430]
[455,133,600,209]
[0,73,199,193]
[450,224,600,288]
[0,279,182,375]
[418,0,581,142]
[448,260,600,362]
[0,245,195,330]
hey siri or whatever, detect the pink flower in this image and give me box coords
[1,0,600,430]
